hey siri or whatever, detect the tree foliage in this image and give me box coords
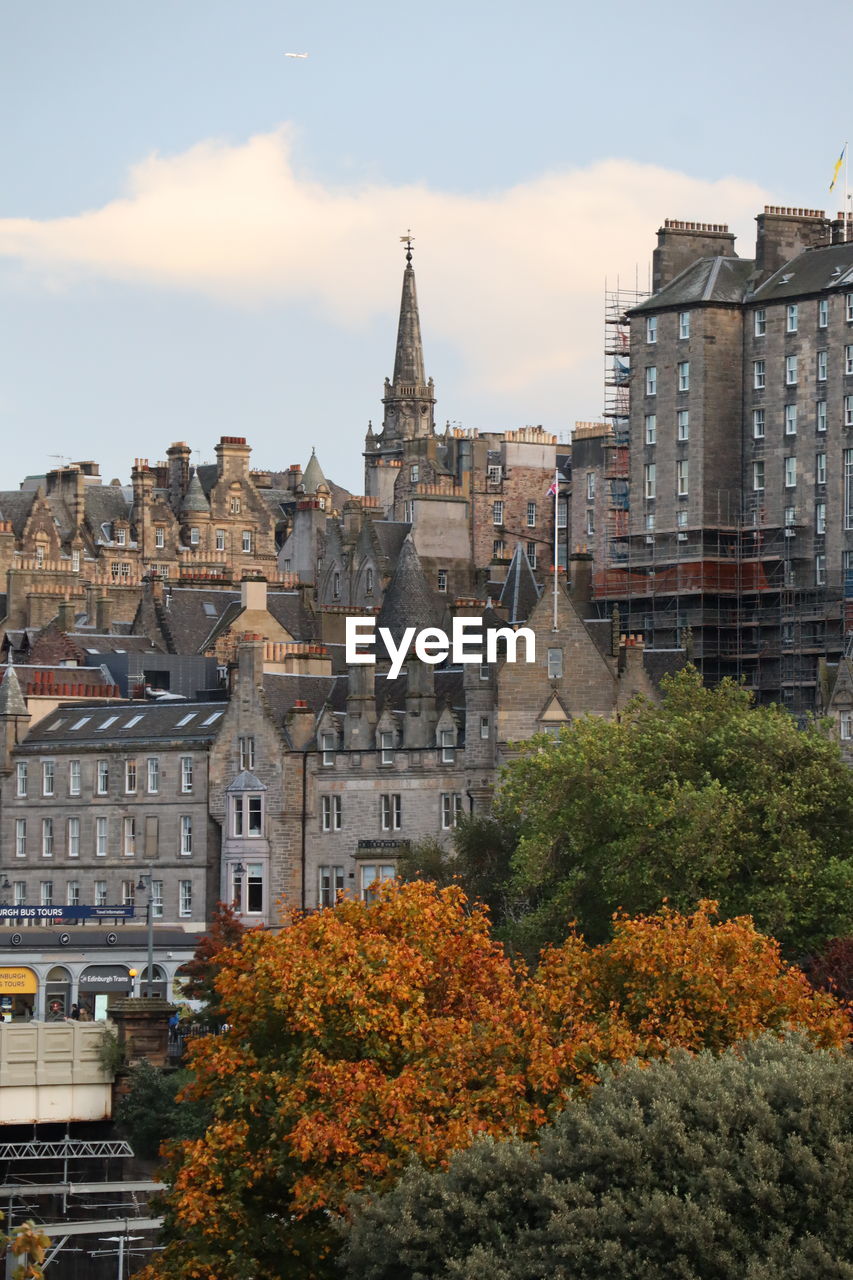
[175,900,249,1021]
[495,667,853,957]
[341,1036,853,1280]
[116,1059,209,1160]
[139,884,848,1280]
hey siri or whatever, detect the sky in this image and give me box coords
[0,0,850,493]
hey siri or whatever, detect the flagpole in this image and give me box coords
[552,465,559,631]
[845,141,849,243]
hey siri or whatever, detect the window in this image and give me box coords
[123,816,136,857]
[242,530,252,554]
[586,473,595,502]
[784,456,797,488]
[381,794,402,831]
[493,500,504,525]
[214,528,225,552]
[645,366,657,396]
[96,760,109,795]
[95,880,107,907]
[644,464,656,500]
[480,663,490,680]
[842,713,853,741]
[676,509,688,529]
[68,760,80,796]
[321,732,335,766]
[753,461,765,492]
[677,460,689,497]
[361,864,395,901]
[151,880,164,920]
[754,308,766,337]
[230,495,241,514]
[785,404,797,435]
[333,571,341,599]
[67,881,80,907]
[96,817,108,857]
[527,540,538,566]
[319,866,345,909]
[116,526,126,546]
[646,316,657,343]
[847,345,853,376]
[15,819,26,859]
[42,818,53,858]
[321,795,342,832]
[147,758,159,794]
[816,553,827,586]
[785,355,798,385]
[847,294,853,323]
[817,399,827,433]
[645,513,655,531]
[753,408,765,439]
[487,464,502,484]
[816,502,826,535]
[180,815,193,855]
[239,736,256,770]
[120,879,135,908]
[679,311,690,340]
[817,350,828,381]
[816,452,827,485]
[753,360,765,390]
[480,715,490,739]
[179,880,193,918]
[403,501,414,523]
[437,569,448,592]
[366,567,374,595]
[15,762,27,798]
[847,395,853,428]
[40,881,53,908]
[181,757,193,793]
[440,729,455,764]
[233,794,263,836]
[786,303,798,333]
[492,538,505,559]
[125,760,137,793]
[675,410,689,442]
[677,361,690,392]
[557,497,567,529]
[547,647,563,679]
[154,525,165,550]
[441,793,464,830]
[410,464,419,483]
[67,817,80,858]
[527,500,537,527]
[42,761,54,797]
[380,732,394,765]
[645,414,656,445]
[784,506,797,528]
[13,881,25,908]
[189,526,199,546]
[819,298,829,328]
[846,451,853,529]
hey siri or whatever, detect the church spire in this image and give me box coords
[380,234,435,443]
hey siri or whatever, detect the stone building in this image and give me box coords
[596,205,853,710]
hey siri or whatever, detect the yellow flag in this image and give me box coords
[830,145,846,192]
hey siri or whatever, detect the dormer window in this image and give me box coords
[440,729,455,764]
[380,731,395,765]
[115,526,126,546]
[321,732,336,766]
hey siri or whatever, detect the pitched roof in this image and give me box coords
[0,665,28,717]
[376,535,447,647]
[750,242,853,302]
[631,256,755,312]
[0,491,37,538]
[499,543,542,624]
[180,470,210,515]
[301,451,327,494]
[18,700,227,749]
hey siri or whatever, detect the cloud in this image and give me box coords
[0,128,768,419]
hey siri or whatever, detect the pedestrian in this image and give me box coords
[70,1003,80,1021]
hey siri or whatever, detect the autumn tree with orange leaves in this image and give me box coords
[141,884,849,1280]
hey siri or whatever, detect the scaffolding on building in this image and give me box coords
[603,284,646,576]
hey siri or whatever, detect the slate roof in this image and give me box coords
[630,256,755,313]
[750,242,853,302]
[180,471,210,515]
[499,543,542,624]
[372,521,411,562]
[226,769,267,793]
[84,485,131,533]
[641,649,688,689]
[18,700,227,750]
[376,667,466,716]
[0,665,28,716]
[376,535,448,646]
[302,451,328,494]
[0,491,37,537]
[67,633,162,655]
[262,673,347,721]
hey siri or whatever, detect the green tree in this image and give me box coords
[341,1035,853,1280]
[116,1059,210,1160]
[175,900,249,1024]
[495,667,853,957]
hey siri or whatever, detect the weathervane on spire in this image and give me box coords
[400,229,415,263]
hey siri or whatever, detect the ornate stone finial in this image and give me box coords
[400,229,415,263]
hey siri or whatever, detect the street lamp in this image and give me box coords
[135,870,155,999]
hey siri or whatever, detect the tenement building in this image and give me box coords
[596,205,853,711]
